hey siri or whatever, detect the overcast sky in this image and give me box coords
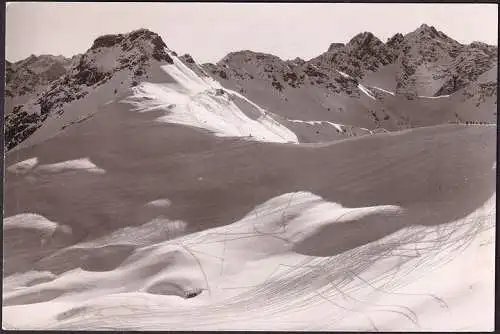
[5,2,498,63]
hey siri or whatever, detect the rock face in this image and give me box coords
[4,28,175,150]
[5,55,78,149]
[435,41,498,96]
[5,55,74,99]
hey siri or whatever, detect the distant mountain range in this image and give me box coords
[4,24,497,150]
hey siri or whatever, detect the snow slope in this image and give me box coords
[3,120,495,330]
[2,190,494,330]
[6,29,298,153]
[125,55,298,143]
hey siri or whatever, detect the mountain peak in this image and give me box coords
[347,32,383,49]
[327,43,345,53]
[219,50,283,65]
[386,33,404,46]
[417,23,432,30]
[89,28,172,63]
[409,23,448,41]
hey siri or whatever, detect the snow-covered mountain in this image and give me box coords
[4,54,78,119]
[5,54,76,100]
[5,24,497,151]
[3,25,497,331]
[203,24,497,134]
[5,29,300,151]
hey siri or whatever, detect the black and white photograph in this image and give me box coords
[2,2,497,331]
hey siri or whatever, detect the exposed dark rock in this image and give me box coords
[152,48,173,63]
[74,68,106,86]
[91,34,125,50]
[182,54,195,63]
[185,290,202,299]
[327,43,345,52]
[272,80,284,92]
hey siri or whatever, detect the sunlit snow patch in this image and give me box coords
[4,213,72,235]
[418,95,451,99]
[146,199,172,208]
[371,86,395,96]
[126,55,298,144]
[35,158,106,174]
[358,84,377,100]
[337,70,352,79]
[288,119,344,132]
[7,157,39,175]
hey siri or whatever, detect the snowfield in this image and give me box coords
[3,120,495,330]
[2,191,494,331]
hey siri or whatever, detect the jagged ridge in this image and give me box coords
[5,28,175,150]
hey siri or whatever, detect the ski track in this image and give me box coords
[2,191,495,331]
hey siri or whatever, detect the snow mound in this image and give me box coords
[35,158,106,174]
[7,157,39,175]
[3,213,70,234]
[125,55,298,144]
[146,199,172,208]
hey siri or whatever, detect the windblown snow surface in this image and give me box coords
[2,46,496,330]
[3,122,495,331]
[2,192,495,330]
